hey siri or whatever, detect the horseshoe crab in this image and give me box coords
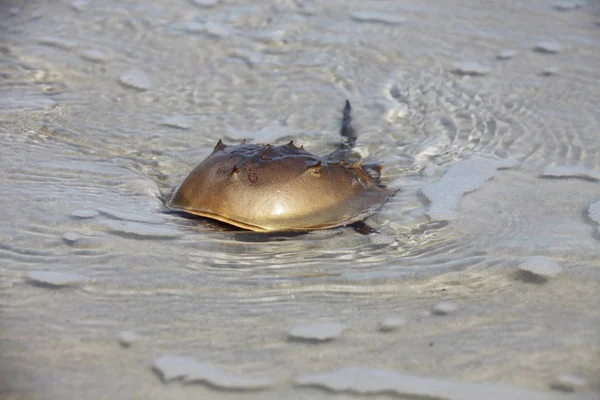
[166,101,396,232]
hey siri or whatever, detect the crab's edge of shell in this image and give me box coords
[168,204,271,232]
[166,186,397,233]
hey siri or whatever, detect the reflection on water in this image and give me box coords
[1,0,599,398]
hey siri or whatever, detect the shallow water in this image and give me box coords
[1,0,599,398]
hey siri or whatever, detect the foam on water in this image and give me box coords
[379,317,406,332]
[181,20,233,38]
[541,67,560,76]
[553,1,583,11]
[588,200,600,225]
[190,0,219,7]
[71,0,89,12]
[295,367,584,399]
[422,158,518,221]
[551,373,589,392]
[117,331,138,347]
[118,70,152,91]
[533,41,563,54]
[350,10,405,25]
[432,301,459,315]
[497,50,518,60]
[518,256,564,277]
[62,232,83,244]
[153,355,199,382]
[451,61,490,76]
[153,355,273,389]
[26,271,88,287]
[231,48,263,67]
[79,49,110,63]
[288,322,345,342]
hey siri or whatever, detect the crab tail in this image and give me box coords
[340,99,357,149]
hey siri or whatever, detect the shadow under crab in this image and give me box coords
[166,101,397,232]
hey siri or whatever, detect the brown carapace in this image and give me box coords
[166,101,397,232]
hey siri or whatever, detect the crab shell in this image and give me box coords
[166,140,396,232]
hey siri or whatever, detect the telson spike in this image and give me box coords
[299,145,304,150]
[230,165,239,176]
[214,139,226,151]
[340,99,357,148]
[344,99,351,113]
